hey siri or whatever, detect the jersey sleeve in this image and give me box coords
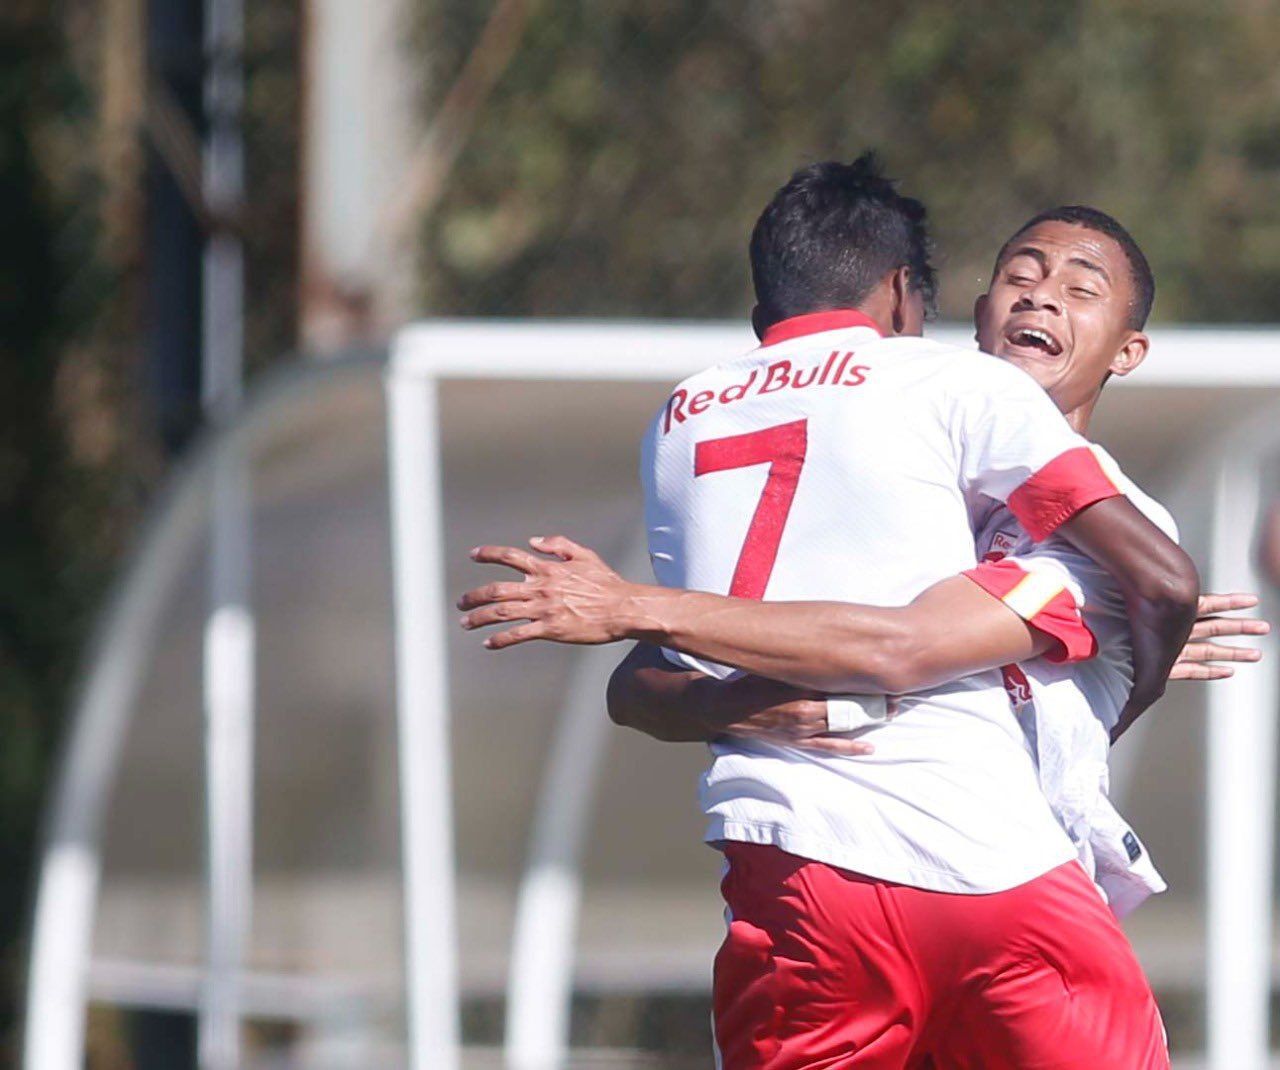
[951,360,1122,540]
[659,645,740,680]
[963,554,1097,663]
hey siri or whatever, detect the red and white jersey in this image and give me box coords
[641,310,1123,894]
[968,445,1177,914]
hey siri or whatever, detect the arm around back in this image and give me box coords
[606,642,839,748]
[459,537,1061,696]
[1055,495,1200,735]
[606,643,718,742]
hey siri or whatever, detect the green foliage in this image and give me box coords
[415,0,1280,323]
[0,5,114,1058]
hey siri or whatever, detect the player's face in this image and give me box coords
[975,221,1148,417]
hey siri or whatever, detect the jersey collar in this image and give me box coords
[760,309,884,347]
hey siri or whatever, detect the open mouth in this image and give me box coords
[1003,325,1064,357]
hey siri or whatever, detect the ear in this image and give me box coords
[973,293,987,344]
[1110,332,1149,378]
[750,305,768,341]
[889,266,912,335]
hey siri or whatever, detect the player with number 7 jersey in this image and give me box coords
[638,306,1195,1070]
[643,307,1132,894]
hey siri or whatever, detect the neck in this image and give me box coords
[757,308,888,344]
[855,290,902,336]
[1064,392,1099,435]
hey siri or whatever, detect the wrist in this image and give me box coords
[614,584,681,643]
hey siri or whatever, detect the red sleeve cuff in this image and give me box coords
[1006,446,1122,541]
[963,558,1098,664]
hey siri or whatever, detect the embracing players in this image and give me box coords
[459,157,1259,1067]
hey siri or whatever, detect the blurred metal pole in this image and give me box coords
[199,0,252,1065]
[22,469,212,1070]
[504,536,647,1070]
[1206,456,1277,1070]
[385,365,461,1070]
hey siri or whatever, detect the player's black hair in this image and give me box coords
[994,205,1155,330]
[749,153,937,328]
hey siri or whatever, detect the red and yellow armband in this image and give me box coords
[963,557,1097,663]
[1007,446,1122,541]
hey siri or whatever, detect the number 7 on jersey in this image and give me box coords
[694,419,809,600]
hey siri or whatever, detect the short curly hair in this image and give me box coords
[750,152,937,327]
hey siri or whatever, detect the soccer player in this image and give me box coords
[460,159,1202,1067]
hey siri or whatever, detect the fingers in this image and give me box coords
[1188,616,1271,641]
[483,622,548,650]
[723,675,827,713]
[1179,641,1263,664]
[714,698,829,734]
[1197,592,1260,616]
[460,601,535,631]
[720,728,874,756]
[530,534,597,562]
[794,737,876,756]
[456,581,529,611]
[470,545,543,575]
[1169,663,1234,681]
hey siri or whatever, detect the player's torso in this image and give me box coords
[971,500,1122,832]
[644,328,982,607]
[971,459,1176,905]
[642,322,1075,892]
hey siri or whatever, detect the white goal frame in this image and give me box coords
[23,320,1280,1070]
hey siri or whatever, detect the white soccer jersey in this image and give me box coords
[968,445,1177,914]
[641,310,1124,894]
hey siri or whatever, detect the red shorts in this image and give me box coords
[712,843,1168,1070]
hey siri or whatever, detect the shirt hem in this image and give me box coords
[705,816,1075,896]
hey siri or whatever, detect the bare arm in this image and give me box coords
[1052,497,1200,739]
[608,592,1270,751]
[626,573,1051,694]
[605,643,720,742]
[460,536,1053,694]
[604,641,872,746]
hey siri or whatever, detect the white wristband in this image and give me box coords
[826,694,889,733]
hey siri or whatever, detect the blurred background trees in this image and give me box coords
[1,6,118,1057]
[2,0,1279,1057]
[416,0,1280,322]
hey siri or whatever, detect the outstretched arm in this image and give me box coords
[459,535,1056,694]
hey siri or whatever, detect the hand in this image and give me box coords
[459,535,647,648]
[705,675,874,757]
[1169,592,1270,681]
